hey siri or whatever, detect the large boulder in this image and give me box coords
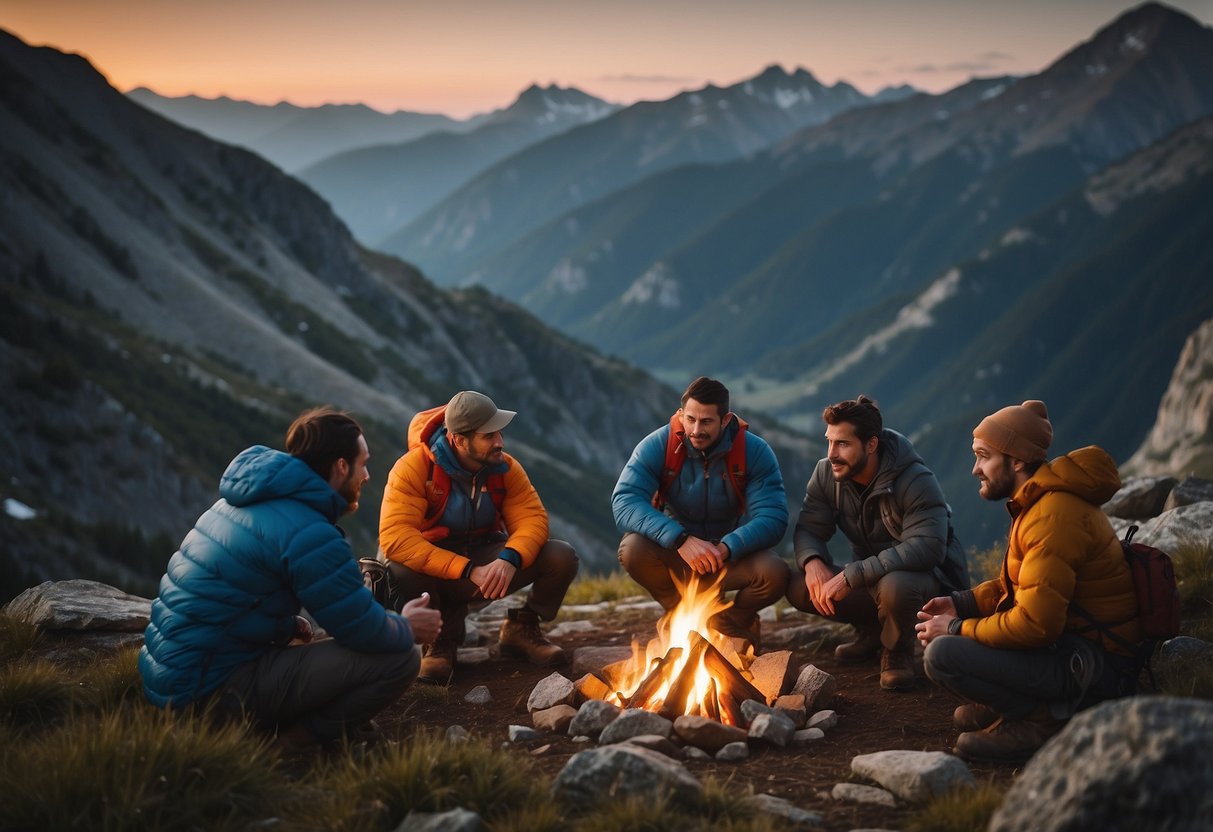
[989,697,1213,832]
[4,580,151,631]
[850,750,975,803]
[1163,476,1213,512]
[1134,503,1213,553]
[550,745,702,805]
[1103,476,1177,519]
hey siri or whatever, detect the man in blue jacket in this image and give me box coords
[139,407,441,749]
[612,377,789,651]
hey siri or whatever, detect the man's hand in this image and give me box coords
[804,558,849,615]
[401,592,442,645]
[470,559,518,600]
[915,596,959,647]
[291,616,314,644]
[677,535,725,575]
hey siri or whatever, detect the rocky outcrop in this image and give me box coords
[1124,317,1213,480]
[4,580,151,631]
[989,697,1213,831]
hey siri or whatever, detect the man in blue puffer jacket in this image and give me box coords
[612,377,789,651]
[139,407,440,748]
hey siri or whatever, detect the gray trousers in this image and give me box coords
[617,532,789,627]
[786,563,941,653]
[216,638,421,742]
[923,633,1123,720]
[386,539,579,635]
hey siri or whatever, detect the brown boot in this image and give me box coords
[497,608,566,667]
[953,703,1000,732]
[834,625,882,662]
[954,712,1066,763]
[879,647,915,691]
[418,637,457,686]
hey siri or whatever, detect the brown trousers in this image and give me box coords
[385,538,579,638]
[617,532,789,627]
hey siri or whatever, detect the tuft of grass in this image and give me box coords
[75,645,144,711]
[303,729,550,830]
[0,615,44,663]
[0,660,75,733]
[0,706,290,831]
[1158,655,1213,699]
[905,783,1006,832]
[561,570,645,607]
[1172,534,1213,621]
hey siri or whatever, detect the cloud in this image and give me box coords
[598,73,701,84]
[900,51,1016,74]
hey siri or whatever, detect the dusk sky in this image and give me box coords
[4,0,1212,118]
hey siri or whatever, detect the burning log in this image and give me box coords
[623,647,683,710]
[657,632,713,720]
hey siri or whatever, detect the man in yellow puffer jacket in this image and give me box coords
[916,400,1140,763]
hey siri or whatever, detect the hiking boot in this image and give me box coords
[418,637,457,686]
[954,713,1066,764]
[497,607,566,667]
[879,647,916,691]
[953,703,1000,732]
[834,626,882,663]
[710,612,762,654]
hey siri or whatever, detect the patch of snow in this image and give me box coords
[934,109,950,120]
[744,82,754,96]
[717,99,729,110]
[621,263,680,308]
[548,259,588,293]
[1085,64,1108,76]
[1001,227,1032,246]
[775,87,811,109]
[5,498,36,520]
[980,84,1007,100]
[802,269,962,395]
[688,93,703,107]
[687,113,708,127]
[1123,31,1146,52]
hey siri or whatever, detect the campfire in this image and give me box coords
[606,574,766,726]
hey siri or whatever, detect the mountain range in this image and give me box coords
[360,1,1213,548]
[0,28,814,599]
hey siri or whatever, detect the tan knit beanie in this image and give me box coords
[973,400,1053,463]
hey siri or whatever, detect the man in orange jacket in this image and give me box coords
[916,400,1140,763]
[379,391,578,684]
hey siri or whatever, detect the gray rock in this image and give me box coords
[1103,476,1177,519]
[527,672,576,713]
[673,714,748,752]
[571,645,635,677]
[765,622,849,650]
[547,619,597,639]
[568,699,622,739]
[4,580,151,631]
[598,708,673,745]
[740,698,774,725]
[1163,476,1213,512]
[807,709,838,732]
[831,783,897,807]
[743,793,824,828]
[34,631,145,663]
[533,704,578,734]
[507,725,539,742]
[551,745,702,805]
[792,727,825,745]
[791,664,837,712]
[851,750,975,803]
[396,807,484,832]
[1159,635,1213,669]
[748,711,796,747]
[1134,502,1213,554]
[989,696,1213,832]
[445,725,470,744]
[456,647,493,665]
[683,745,711,760]
[464,685,492,705]
[715,741,749,761]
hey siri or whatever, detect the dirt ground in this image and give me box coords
[382,611,1022,832]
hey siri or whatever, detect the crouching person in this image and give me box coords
[916,400,1140,763]
[379,391,578,685]
[139,408,440,749]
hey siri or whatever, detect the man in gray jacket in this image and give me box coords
[786,396,968,690]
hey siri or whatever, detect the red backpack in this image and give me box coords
[407,405,507,542]
[651,411,748,514]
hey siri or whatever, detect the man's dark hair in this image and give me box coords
[822,395,883,443]
[285,407,363,480]
[681,376,730,417]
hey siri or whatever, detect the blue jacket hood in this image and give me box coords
[220,445,348,522]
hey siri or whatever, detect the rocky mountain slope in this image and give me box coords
[0,29,815,600]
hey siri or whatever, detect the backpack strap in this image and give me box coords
[421,457,508,543]
[652,412,748,515]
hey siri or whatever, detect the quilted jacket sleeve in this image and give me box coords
[378,450,470,580]
[611,427,684,549]
[499,456,549,568]
[719,434,788,558]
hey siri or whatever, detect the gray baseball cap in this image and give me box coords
[445,390,516,435]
